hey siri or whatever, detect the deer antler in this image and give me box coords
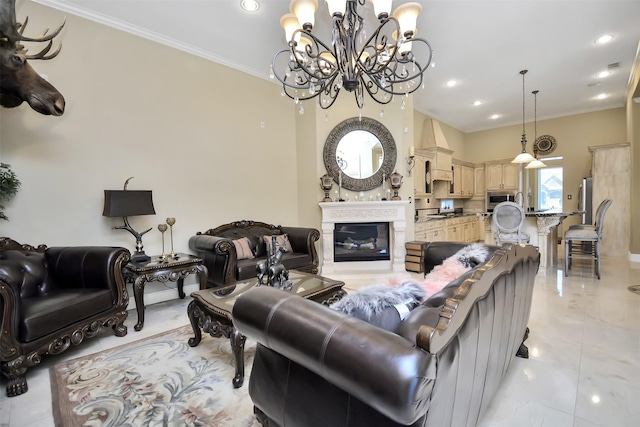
[0,0,65,44]
[24,39,62,60]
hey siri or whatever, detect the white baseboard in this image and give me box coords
[629,252,640,263]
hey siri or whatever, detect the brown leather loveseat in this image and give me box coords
[189,220,320,288]
[0,238,130,397]
[233,242,540,426]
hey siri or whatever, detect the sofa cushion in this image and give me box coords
[232,237,255,260]
[20,288,114,342]
[262,234,292,254]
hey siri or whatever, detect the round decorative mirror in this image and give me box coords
[323,117,397,191]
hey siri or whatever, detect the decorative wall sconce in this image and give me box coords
[406,146,416,176]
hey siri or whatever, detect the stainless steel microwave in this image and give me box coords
[487,192,516,212]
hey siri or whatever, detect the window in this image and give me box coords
[537,165,563,211]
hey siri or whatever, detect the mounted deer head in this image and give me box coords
[0,0,65,115]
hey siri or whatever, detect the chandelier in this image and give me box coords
[511,69,536,164]
[270,0,433,111]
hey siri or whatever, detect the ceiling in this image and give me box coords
[31,0,640,132]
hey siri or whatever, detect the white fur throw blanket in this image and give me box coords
[421,243,489,296]
[331,243,490,324]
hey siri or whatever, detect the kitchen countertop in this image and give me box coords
[416,213,482,223]
[416,211,584,223]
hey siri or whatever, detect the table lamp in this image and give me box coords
[103,177,156,263]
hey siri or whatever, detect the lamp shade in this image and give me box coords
[393,2,421,37]
[290,0,318,29]
[325,0,346,16]
[511,152,536,163]
[280,13,301,43]
[370,0,393,19]
[525,159,547,169]
[103,190,156,217]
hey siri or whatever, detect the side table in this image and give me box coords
[187,270,345,388]
[124,253,208,331]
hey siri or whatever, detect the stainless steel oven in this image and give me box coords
[487,192,516,212]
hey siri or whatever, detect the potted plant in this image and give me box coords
[0,163,21,221]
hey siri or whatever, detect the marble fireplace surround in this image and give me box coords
[319,201,409,274]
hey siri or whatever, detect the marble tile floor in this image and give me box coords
[1,255,639,427]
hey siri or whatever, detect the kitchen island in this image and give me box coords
[522,211,583,270]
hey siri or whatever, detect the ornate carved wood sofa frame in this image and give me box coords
[189,220,320,288]
[0,238,130,397]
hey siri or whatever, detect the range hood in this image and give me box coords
[422,119,453,181]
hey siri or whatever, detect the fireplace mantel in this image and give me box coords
[319,200,409,274]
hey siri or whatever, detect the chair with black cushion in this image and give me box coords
[492,201,530,245]
[0,238,130,397]
[564,200,612,279]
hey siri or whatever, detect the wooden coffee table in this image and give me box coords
[187,270,346,388]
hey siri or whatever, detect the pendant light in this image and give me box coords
[526,90,547,169]
[512,70,536,163]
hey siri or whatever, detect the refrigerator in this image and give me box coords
[578,177,593,224]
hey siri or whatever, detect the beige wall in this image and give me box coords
[0,2,299,253]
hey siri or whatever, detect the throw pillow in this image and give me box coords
[232,237,255,260]
[263,234,292,254]
[330,281,426,332]
[421,243,489,296]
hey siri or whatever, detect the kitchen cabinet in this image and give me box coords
[434,161,474,199]
[413,154,433,197]
[474,166,485,197]
[416,216,480,243]
[462,165,474,197]
[415,220,444,242]
[486,163,519,191]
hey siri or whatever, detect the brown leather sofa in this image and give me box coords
[0,238,130,397]
[233,242,540,427]
[189,220,320,288]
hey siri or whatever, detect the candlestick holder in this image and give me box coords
[157,223,168,261]
[166,217,177,258]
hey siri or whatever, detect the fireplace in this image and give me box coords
[334,222,390,262]
[319,200,409,274]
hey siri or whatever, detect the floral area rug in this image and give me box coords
[50,325,260,427]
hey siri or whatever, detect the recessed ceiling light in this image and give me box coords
[490,114,501,120]
[473,100,482,106]
[595,34,613,44]
[241,0,260,12]
[596,71,611,79]
[446,80,457,87]
[595,93,607,100]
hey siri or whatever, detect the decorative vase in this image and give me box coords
[320,174,333,202]
[389,171,403,200]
